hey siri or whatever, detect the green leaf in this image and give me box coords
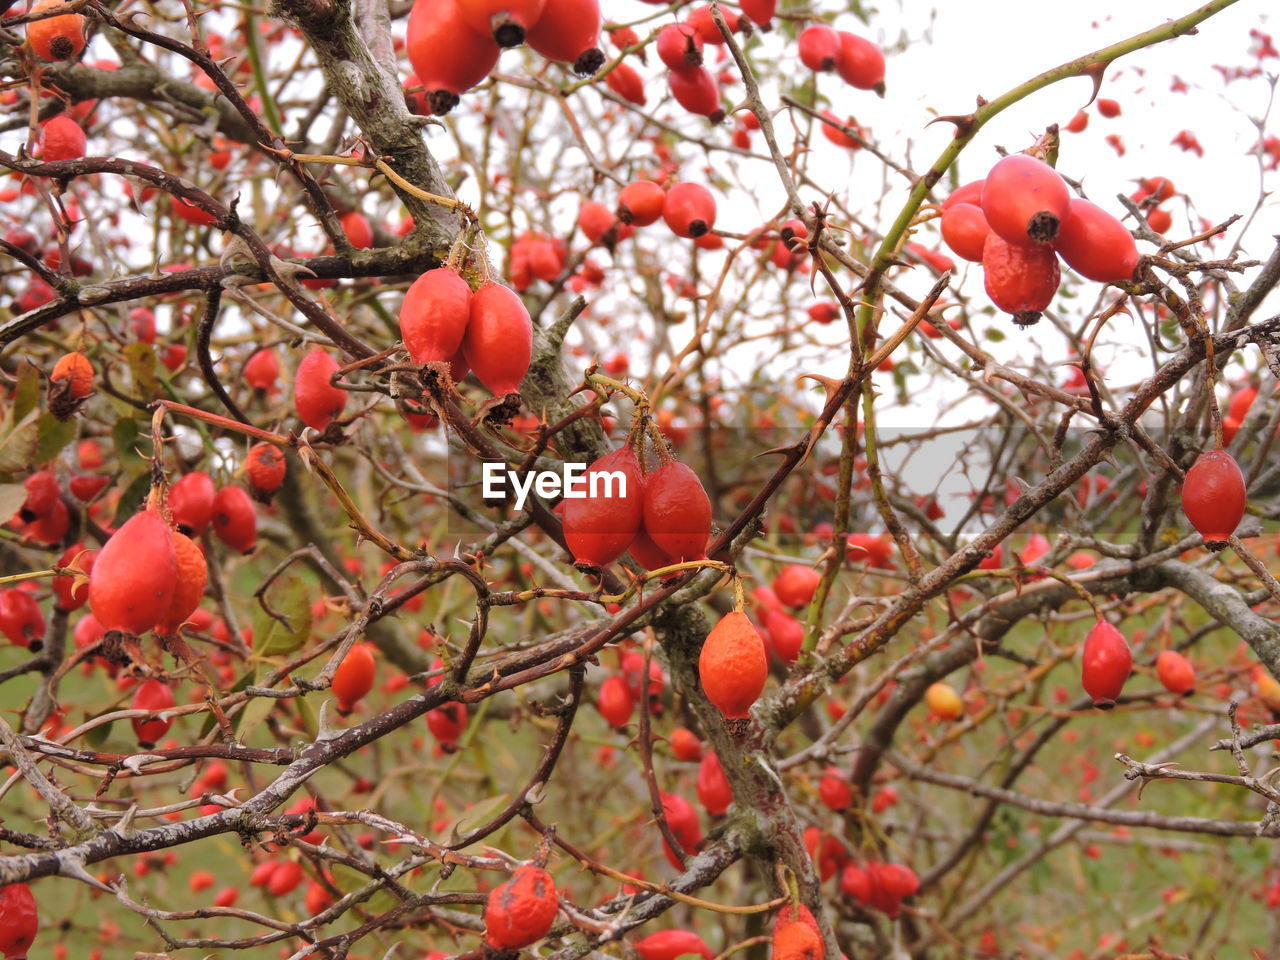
[252,575,313,658]
[111,419,147,474]
[123,342,159,401]
[35,413,76,464]
[0,408,41,474]
[235,666,282,743]
[0,483,27,521]
[111,471,153,528]
[13,360,41,424]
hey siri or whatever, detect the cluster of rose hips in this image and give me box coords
[938,152,1140,327]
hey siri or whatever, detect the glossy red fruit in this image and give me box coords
[834,30,885,93]
[89,509,177,635]
[579,200,633,244]
[27,0,84,60]
[245,443,287,502]
[340,211,373,249]
[740,0,774,27]
[459,286,528,398]
[526,0,604,76]
[696,750,733,815]
[400,268,472,365]
[456,0,545,47]
[1082,619,1132,709]
[633,929,714,960]
[1054,198,1139,283]
[596,673,634,727]
[39,115,86,161]
[818,765,852,810]
[171,195,218,227]
[641,461,712,562]
[52,542,94,612]
[627,527,676,571]
[617,180,666,226]
[1097,97,1121,117]
[981,154,1070,245]
[18,470,59,520]
[1181,449,1245,548]
[772,564,821,608]
[267,861,304,897]
[773,913,824,960]
[663,182,717,239]
[940,202,990,262]
[878,863,919,898]
[656,22,703,72]
[685,4,738,44]
[669,726,702,761]
[763,608,804,664]
[484,865,559,949]
[169,471,216,535]
[563,446,644,566]
[211,485,257,554]
[406,0,500,114]
[0,589,44,650]
[668,67,723,122]
[48,350,92,399]
[1156,650,1196,695]
[131,678,177,747]
[244,348,280,391]
[606,61,646,105]
[295,349,347,430]
[332,642,377,712]
[698,611,768,719]
[0,882,38,959]
[155,531,207,635]
[660,790,702,851]
[981,232,1061,327]
[797,23,839,71]
[943,179,985,209]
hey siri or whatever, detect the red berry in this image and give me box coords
[400,268,473,365]
[455,0,545,46]
[596,673,634,727]
[772,564,821,608]
[26,0,84,60]
[339,211,373,249]
[633,929,714,960]
[818,765,852,810]
[463,283,532,396]
[606,61,646,105]
[1054,198,1139,283]
[484,865,559,949]
[698,611,768,719]
[834,30,885,93]
[294,349,347,431]
[641,461,712,562]
[562,446,644,566]
[1181,448,1245,548]
[668,67,724,122]
[131,678,177,747]
[617,180,666,226]
[527,0,603,76]
[0,882,38,959]
[155,530,207,635]
[332,642,377,712]
[211,485,257,554]
[1096,97,1121,117]
[406,0,500,114]
[940,202,990,262]
[89,509,178,636]
[245,443,287,502]
[662,182,717,239]
[981,154,1070,245]
[656,22,703,72]
[668,727,702,762]
[981,231,1061,327]
[696,750,733,815]
[169,471,216,535]
[1082,620,1132,709]
[0,589,45,650]
[1156,650,1196,696]
[798,23,839,71]
[243,348,280,391]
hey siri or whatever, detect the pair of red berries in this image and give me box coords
[406,0,604,116]
[940,153,1140,326]
[560,446,713,571]
[398,268,533,399]
[656,22,725,122]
